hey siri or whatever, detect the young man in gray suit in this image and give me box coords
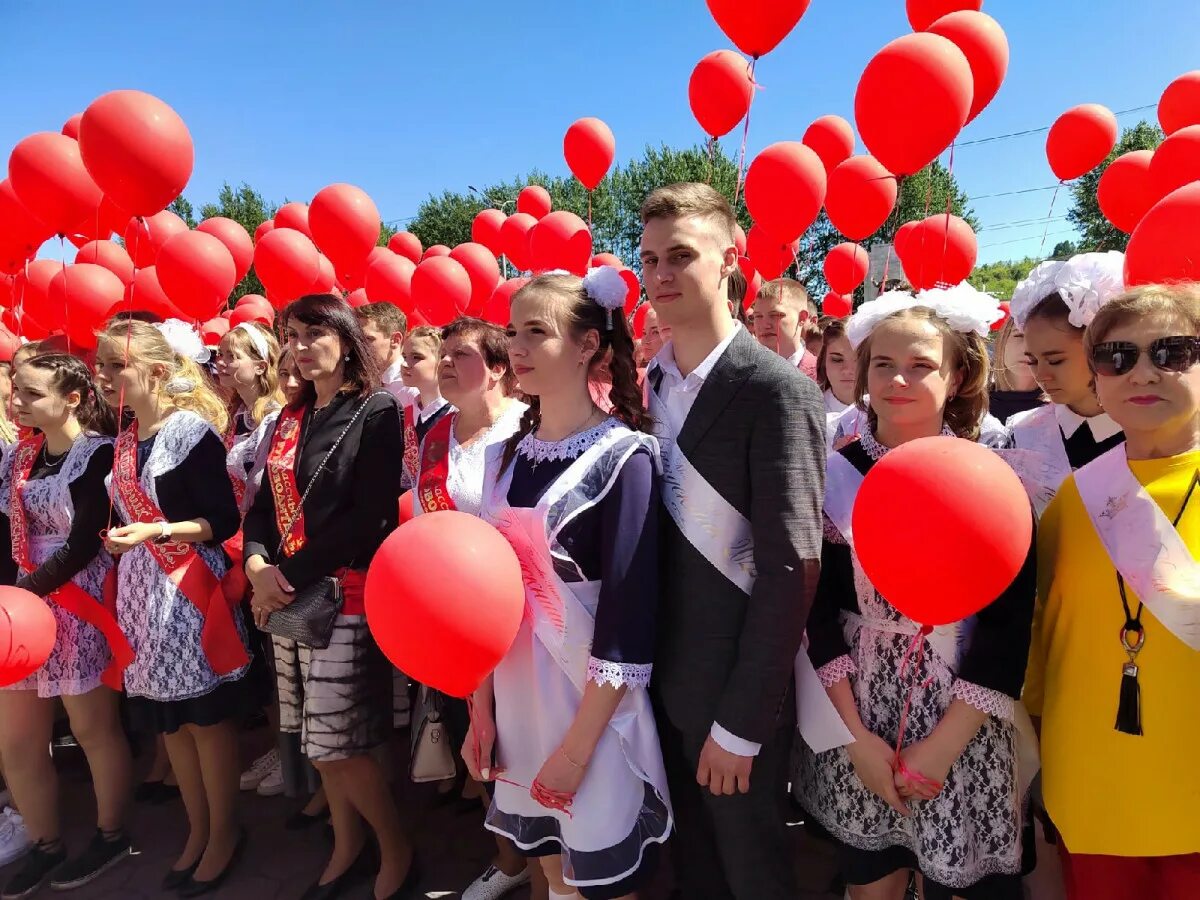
[640,183,826,899]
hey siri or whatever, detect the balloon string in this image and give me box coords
[588,191,592,230]
[58,237,72,355]
[466,696,574,818]
[1039,183,1063,256]
[732,57,759,211]
[105,216,143,535]
[706,137,716,185]
[892,625,935,770]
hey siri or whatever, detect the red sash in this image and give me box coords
[9,436,134,690]
[223,422,247,509]
[402,404,420,484]
[417,412,458,514]
[266,405,308,556]
[221,413,249,602]
[113,424,248,676]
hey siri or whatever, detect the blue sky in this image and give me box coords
[3,0,1196,265]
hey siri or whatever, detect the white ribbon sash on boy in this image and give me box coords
[1075,444,1200,651]
[1004,404,1073,517]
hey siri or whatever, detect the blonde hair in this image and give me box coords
[854,306,990,441]
[220,322,284,426]
[758,278,811,312]
[992,316,1029,392]
[639,182,737,245]
[98,320,229,433]
[403,325,442,354]
[1085,283,1200,362]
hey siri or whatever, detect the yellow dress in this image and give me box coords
[1026,449,1200,857]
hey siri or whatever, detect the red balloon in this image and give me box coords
[74,240,134,286]
[825,154,899,241]
[471,211,506,257]
[61,114,82,140]
[528,211,593,275]
[517,186,552,220]
[824,242,870,294]
[274,202,311,238]
[229,304,272,327]
[398,490,416,524]
[906,0,982,31]
[563,118,615,191]
[309,183,380,277]
[123,210,187,269]
[1097,150,1157,233]
[411,256,472,324]
[900,214,977,290]
[733,223,747,256]
[13,259,62,330]
[856,33,973,177]
[991,300,1010,332]
[894,220,919,257]
[926,11,1009,125]
[364,251,416,310]
[254,228,321,303]
[619,268,641,315]
[853,436,1031,626]
[591,253,623,268]
[365,510,524,698]
[1124,182,1200,286]
[254,219,275,244]
[1148,124,1200,201]
[745,225,799,281]
[745,142,826,243]
[803,115,856,174]
[196,217,253,283]
[450,243,502,316]
[310,254,336,294]
[78,90,193,217]
[0,179,51,270]
[73,194,130,245]
[738,256,762,310]
[388,231,422,264]
[1159,71,1200,136]
[632,303,650,339]
[200,317,230,346]
[156,231,237,320]
[121,266,182,320]
[0,587,58,687]
[8,133,103,235]
[481,277,529,326]
[0,324,21,362]
[345,287,369,309]
[236,293,271,312]
[500,212,538,271]
[48,264,124,348]
[1046,104,1118,181]
[705,0,811,58]
[822,292,853,317]
[689,50,755,138]
[422,245,452,260]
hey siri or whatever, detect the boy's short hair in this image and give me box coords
[758,278,811,313]
[640,183,738,245]
[355,301,408,337]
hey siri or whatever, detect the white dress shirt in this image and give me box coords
[1054,404,1123,442]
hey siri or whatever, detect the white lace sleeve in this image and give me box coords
[816,654,856,688]
[587,657,652,690]
[952,679,1015,721]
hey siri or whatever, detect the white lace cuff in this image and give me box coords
[952,679,1015,721]
[816,654,857,688]
[587,657,652,690]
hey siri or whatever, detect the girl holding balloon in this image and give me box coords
[794,289,1038,900]
[0,354,134,898]
[465,269,671,900]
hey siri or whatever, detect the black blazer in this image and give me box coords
[650,326,826,745]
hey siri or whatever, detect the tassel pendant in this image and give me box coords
[1115,662,1143,736]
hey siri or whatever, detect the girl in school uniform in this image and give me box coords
[816,318,858,449]
[399,325,452,491]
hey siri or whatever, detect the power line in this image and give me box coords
[978,228,1077,250]
[977,215,1069,234]
[966,184,1060,201]
[956,104,1155,147]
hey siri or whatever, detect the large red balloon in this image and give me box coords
[309,183,380,278]
[563,118,615,191]
[156,230,238,320]
[254,219,275,244]
[528,211,593,275]
[738,256,762,310]
[123,210,187,269]
[229,303,272,327]
[274,202,311,238]
[823,292,853,318]
[365,510,524,698]
[121,266,181,320]
[398,490,416,525]
[592,253,623,268]
[1046,104,1118,181]
[364,251,416,310]
[411,256,472,325]
[894,220,919,258]
[926,11,1009,125]
[254,227,321,303]
[824,243,870,295]
[61,114,82,140]
[0,324,21,362]
[745,225,799,281]
[991,300,1010,333]
[0,587,58,687]
[734,223,747,256]
[345,288,369,309]
[422,245,452,260]
[1124,182,1200,286]
[900,214,977,289]
[13,259,62,330]
[73,194,130,245]
[1148,124,1200,201]
[8,133,103,235]
[705,0,811,58]
[825,154,899,241]
[1097,150,1157,234]
[1159,71,1200,136]
[74,240,134,286]
[745,142,826,243]
[500,212,537,271]
[78,90,193,217]
[0,179,51,271]
[471,210,507,257]
[450,243,502,315]
[856,33,973,177]
[200,317,230,346]
[310,254,336,294]
[689,50,755,138]
[196,217,254,282]
[388,231,422,264]
[516,186,552,220]
[48,264,124,349]
[906,0,983,31]
[803,115,856,174]
[481,277,530,326]
[853,436,1031,626]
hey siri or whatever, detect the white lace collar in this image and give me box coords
[516,417,620,465]
[1053,403,1123,442]
[858,422,956,461]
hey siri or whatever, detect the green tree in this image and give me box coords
[168,196,197,228]
[1067,120,1163,253]
[198,182,278,302]
[968,257,1040,301]
[1051,240,1078,260]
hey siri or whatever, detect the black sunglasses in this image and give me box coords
[1092,336,1200,377]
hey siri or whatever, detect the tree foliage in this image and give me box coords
[196,182,277,301]
[968,257,1039,301]
[1066,120,1163,253]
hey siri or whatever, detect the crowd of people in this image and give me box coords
[0,181,1195,900]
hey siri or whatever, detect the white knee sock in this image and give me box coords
[548,888,579,899]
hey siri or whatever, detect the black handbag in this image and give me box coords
[260,393,386,649]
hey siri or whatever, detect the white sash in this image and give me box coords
[1074,444,1200,651]
[1005,404,1072,517]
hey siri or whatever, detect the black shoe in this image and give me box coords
[48,830,131,891]
[134,781,180,804]
[162,858,201,892]
[369,859,421,900]
[284,808,329,831]
[1,841,66,900]
[299,846,374,900]
[176,830,247,897]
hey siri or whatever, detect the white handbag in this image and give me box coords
[409,684,458,784]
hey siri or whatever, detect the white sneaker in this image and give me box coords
[462,864,531,900]
[239,748,280,791]
[255,759,285,797]
[0,808,30,867]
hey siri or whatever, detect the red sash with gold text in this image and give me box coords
[266,405,308,556]
[402,403,420,485]
[223,421,247,509]
[417,412,458,514]
[112,424,248,675]
[9,435,134,689]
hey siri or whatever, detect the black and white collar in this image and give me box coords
[1054,404,1123,442]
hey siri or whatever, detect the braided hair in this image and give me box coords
[24,353,118,436]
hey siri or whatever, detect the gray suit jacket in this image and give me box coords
[650,326,826,745]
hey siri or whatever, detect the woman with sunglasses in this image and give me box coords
[1026,284,1200,900]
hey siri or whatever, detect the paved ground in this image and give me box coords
[0,728,844,899]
